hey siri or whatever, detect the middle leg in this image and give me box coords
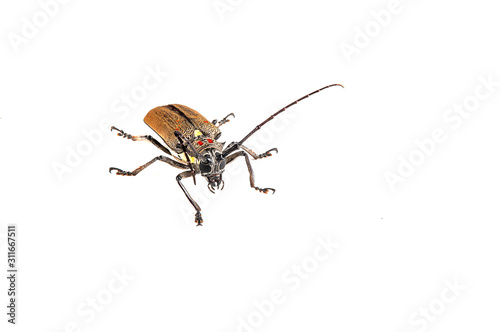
[111,126,173,156]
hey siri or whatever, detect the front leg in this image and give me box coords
[240,145,278,160]
[226,151,276,194]
[176,171,204,226]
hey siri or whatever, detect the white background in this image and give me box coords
[1,0,499,331]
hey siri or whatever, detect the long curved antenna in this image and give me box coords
[223,83,343,156]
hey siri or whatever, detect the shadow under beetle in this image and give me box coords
[109,84,343,226]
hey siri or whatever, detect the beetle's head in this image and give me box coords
[198,148,226,193]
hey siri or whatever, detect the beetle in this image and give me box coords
[109,84,343,226]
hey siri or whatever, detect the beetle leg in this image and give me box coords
[240,145,278,160]
[212,113,235,127]
[226,151,276,194]
[174,131,198,185]
[110,126,172,156]
[222,141,240,157]
[109,155,188,176]
[176,171,204,226]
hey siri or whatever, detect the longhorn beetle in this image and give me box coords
[109,84,343,226]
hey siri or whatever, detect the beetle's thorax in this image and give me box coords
[175,134,224,163]
[193,136,225,155]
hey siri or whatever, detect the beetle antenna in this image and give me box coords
[223,84,343,156]
[176,132,203,160]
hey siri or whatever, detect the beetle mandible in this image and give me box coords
[109,84,343,226]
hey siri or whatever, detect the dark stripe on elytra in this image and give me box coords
[167,105,198,130]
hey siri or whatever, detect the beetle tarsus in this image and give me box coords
[255,187,276,194]
[110,126,122,133]
[109,167,133,176]
[257,148,278,159]
[111,126,129,138]
[214,113,235,127]
[195,211,203,226]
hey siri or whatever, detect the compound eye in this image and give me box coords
[200,162,212,174]
[215,153,226,169]
[200,154,212,173]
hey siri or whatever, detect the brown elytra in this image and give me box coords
[144,104,221,154]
